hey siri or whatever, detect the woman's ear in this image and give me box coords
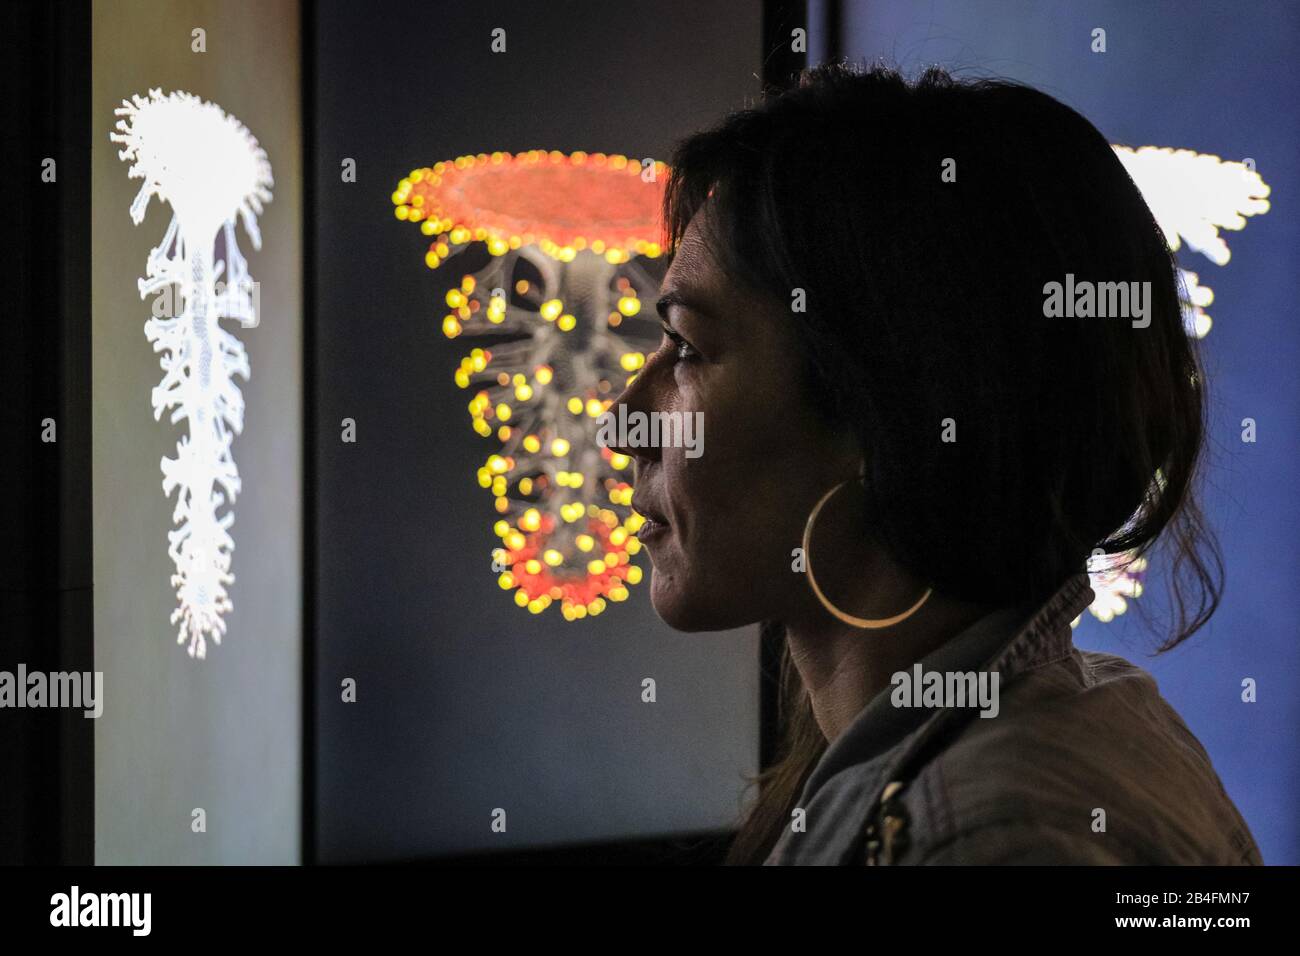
[825,423,864,481]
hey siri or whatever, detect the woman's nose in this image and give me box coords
[602,359,662,463]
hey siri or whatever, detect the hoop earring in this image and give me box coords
[802,476,933,629]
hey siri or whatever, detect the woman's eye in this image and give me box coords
[662,327,698,361]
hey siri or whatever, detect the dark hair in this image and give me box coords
[661,62,1223,865]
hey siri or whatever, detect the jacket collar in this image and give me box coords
[771,573,1096,863]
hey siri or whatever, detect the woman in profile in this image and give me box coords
[610,63,1262,865]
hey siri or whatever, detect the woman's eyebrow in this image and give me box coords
[656,288,712,320]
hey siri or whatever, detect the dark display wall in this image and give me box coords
[310,0,764,861]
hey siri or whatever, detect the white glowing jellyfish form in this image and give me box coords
[1070,146,1270,627]
[1113,145,1271,339]
[111,89,273,657]
[1073,551,1149,629]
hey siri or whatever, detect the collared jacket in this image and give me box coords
[764,573,1263,865]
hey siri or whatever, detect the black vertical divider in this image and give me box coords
[825,0,843,65]
[0,0,95,865]
[757,0,809,778]
[301,0,319,867]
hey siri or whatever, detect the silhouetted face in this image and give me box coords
[611,210,859,631]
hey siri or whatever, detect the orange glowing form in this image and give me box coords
[394,150,665,620]
[394,150,665,268]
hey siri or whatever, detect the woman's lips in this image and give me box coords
[635,516,669,542]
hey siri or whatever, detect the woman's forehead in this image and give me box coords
[664,213,724,289]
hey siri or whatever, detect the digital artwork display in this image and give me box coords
[112,89,274,657]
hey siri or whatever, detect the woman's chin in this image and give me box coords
[649,570,755,633]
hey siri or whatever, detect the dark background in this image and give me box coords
[0,0,93,866]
